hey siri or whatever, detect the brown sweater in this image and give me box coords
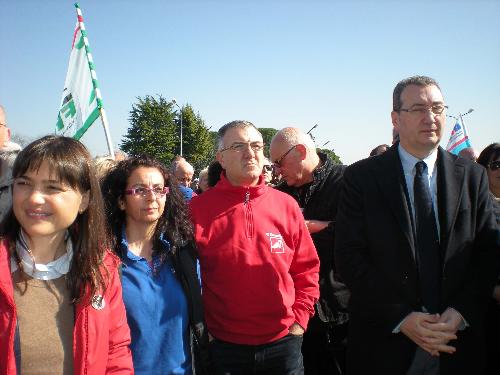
[13,271,74,374]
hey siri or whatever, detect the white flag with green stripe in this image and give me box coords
[56,4,102,140]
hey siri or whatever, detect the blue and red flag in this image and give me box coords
[446,121,472,155]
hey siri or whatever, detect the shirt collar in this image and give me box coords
[398,144,438,176]
[11,229,73,280]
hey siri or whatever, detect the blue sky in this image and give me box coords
[1,0,499,165]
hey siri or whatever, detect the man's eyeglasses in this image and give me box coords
[399,104,448,116]
[219,142,265,153]
[124,186,169,198]
[263,165,273,173]
[488,160,500,171]
[273,145,296,169]
[0,123,6,128]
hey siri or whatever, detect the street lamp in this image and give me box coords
[306,124,318,135]
[306,124,318,142]
[171,98,183,156]
[321,141,330,147]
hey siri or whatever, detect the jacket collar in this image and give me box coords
[215,172,268,200]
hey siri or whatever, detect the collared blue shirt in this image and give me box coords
[398,144,440,237]
[120,229,192,375]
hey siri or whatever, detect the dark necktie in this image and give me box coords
[414,161,441,313]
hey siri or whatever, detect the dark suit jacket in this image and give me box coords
[334,145,500,375]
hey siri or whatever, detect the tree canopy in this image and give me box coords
[120,95,214,170]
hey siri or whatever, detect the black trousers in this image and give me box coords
[302,318,348,375]
[209,334,304,375]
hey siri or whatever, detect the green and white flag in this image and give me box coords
[56,3,102,140]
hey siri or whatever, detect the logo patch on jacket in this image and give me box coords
[266,233,285,254]
[91,295,106,310]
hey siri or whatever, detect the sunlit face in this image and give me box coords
[120,167,166,226]
[13,161,89,244]
[270,143,305,187]
[199,173,209,192]
[487,157,500,195]
[174,167,193,188]
[392,84,445,158]
[217,126,265,187]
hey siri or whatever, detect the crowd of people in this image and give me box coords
[0,75,499,375]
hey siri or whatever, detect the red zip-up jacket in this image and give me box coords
[190,174,320,345]
[0,239,134,374]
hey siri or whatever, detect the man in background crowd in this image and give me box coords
[0,105,22,221]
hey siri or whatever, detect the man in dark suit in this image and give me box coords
[335,76,499,375]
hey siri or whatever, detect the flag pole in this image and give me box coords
[74,3,115,159]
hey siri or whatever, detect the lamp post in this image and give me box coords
[171,98,183,156]
[306,124,318,135]
[458,108,474,130]
[306,124,318,142]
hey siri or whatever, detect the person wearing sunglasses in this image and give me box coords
[477,142,500,375]
[270,127,348,375]
[262,157,274,185]
[102,155,210,375]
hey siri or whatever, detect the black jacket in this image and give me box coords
[335,145,500,375]
[276,152,349,325]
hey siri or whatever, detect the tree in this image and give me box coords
[317,148,342,164]
[258,128,278,158]
[120,96,214,171]
[174,105,216,171]
[121,95,177,165]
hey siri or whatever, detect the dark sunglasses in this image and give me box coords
[263,165,273,172]
[488,160,500,171]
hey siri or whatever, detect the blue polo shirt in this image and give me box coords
[120,231,192,375]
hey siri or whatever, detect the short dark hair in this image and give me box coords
[369,144,390,157]
[217,120,259,150]
[207,160,223,187]
[477,143,500,168]
[393,76,441,111]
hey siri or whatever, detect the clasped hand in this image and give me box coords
[400,308,463,357]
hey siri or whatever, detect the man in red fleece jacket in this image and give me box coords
[190,120,320,375]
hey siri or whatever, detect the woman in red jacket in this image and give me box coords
[0,135,133,374]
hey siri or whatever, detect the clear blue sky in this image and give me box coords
[1,0,499,165]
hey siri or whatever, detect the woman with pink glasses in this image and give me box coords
[102,155,210,375]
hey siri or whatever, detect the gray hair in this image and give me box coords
[272,127,316,151]
[217,120,259,150]
[393,76,441,112]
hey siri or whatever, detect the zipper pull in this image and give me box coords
[244,190,250,205]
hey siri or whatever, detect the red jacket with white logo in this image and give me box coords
[190,174,320,345]
[0,239,134,374]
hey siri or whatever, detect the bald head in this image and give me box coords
[0,105,11,149]
[458,147,479,162]
[270,127,320,187]
[173,158,195,187]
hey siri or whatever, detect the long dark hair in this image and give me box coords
[0,135,109,303]
[101,154,194,262]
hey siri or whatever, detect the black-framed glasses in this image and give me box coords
[219,142,265,153]
[488,160,500,171]
[273,145,296,169]
[399,104,448,115]
[263,165,273,173]
[124,186,169,198]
